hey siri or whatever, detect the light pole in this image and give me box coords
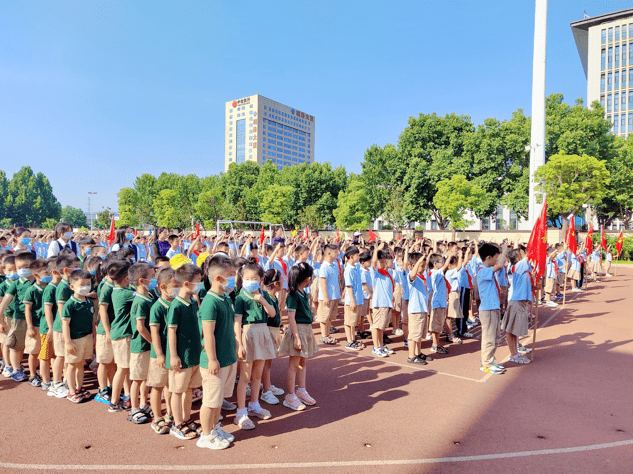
[88,192,97,230]
[528,0,548,227]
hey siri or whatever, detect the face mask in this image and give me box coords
[40,276,53,284]
[5,273,18,281]
[242,279,260,293]
[147,278,157,290]
[130,258,136,263]
[89,270,96,275]
[64,232,73,240]
[20,238,32,245]
[126,233,134,241]
[76,286,91,296]
[190,282,203,295]
[17,268,32,278]
[169,287,179,298]
[223,276,236,292]
[85,248,91,255]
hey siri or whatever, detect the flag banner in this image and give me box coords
[565,215,577,254]
[367,229,377,242]
[259,226,266,245]
[585,224,593,250]
[107,217,116,245]
[616,231,624,257]
[527,199,548,289]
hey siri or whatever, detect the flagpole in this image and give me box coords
[562,254,568,306]
[531,288,540,362]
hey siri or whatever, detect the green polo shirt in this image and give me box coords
[6,277,34,320]
[23,283,45,327]
[264,291,280,328]
[97,281,115,335]
[286,290,313,324]
[110,286,135,340]
[53,279,73,332]
[149,297,170,359]
[130,292,155,354]
[61,295,95,340]
[199,290,236,369]
[41,282,58,334]
[234,290,268,325]
[165,295,201,369]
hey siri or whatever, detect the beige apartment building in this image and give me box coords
[572,8,633,137]
[224,94,315,171]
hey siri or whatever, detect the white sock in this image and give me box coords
[236,407,247,418]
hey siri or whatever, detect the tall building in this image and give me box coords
[224,94,315,171]
[572,8,633,137]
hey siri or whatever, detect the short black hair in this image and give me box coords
[377,249,392,261]
[288,262,313,295]
[174,263,203,285]
[78,237,96,246]
[263,268,281,287]
[69,268,92,285]
[479,243,501,261]
[344,246,360,259]
[108,259,132,283]
[154,256,170,265]
[507,249,522,266]
[157,267,175,288]
[56,254,80,272]
[429,253,444,266]
[203,254,236,288]
[128,262,153,284]
[359,250,372,263]
[15,251,36,266]
[167,234,180,243]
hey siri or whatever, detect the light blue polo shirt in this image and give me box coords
[508,258,532,301]
[407,274,428,314]
[477,266,500,311]
[370,266,393,309]
[344,264,363,306]
[318,261,340,301]
[555,253,567,273]
[430,269,448,309]
[445,268,460,292]
[361,267,372,300]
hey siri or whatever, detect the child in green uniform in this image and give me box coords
[108,259,134,412]
[23,259,50,387]
[279,262,319,411]
[0,255,17,376]
[0,251,37,382]
[148,268,177,434]
[166,263,204,440]
[95,257,118,404]
[41,258,61,392]
[61,269,95,403]
[261,268,285,405]
[197,254,238,450]
[128,263,155,424]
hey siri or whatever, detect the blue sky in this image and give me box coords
[1,1,630,214]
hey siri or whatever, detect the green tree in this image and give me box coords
[433,175,487,230]
[42,218,60,230]
[0,170,9,220]
[535,153,610,238]
[594,135,633,226]
[117,188,140,227]
[333,174,372,231]
[360,144,402,220]
[5,166,61,226]
[61,206,88,228]
[260,185,294,225]
[196,186,227,229]
[94,208,113,229]
[154,189,188,229]
[297,204,324,230]
[133,174,159,226]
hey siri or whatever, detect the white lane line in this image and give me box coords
[319,347,483,383]
[2,439,632,470]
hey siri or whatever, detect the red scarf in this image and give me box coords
[416,273,426,284]
[277,258,287,278]
[494,274,501,300]
[466,269,473,290]
[444,276,451,298]
[377,268,394,290]
[334,258,342,275]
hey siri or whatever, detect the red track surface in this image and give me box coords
[1,268,633,473]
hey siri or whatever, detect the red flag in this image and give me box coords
[368,229,377,242]
[335,229,340,241]
[107,216,116,245]
[259,226,266,245]
[585,223,593,250]
[304,225,310,242]
[601,227,607,250]
[565,215,577,254]
[616,231,624,257]
[133,229,138,237]
[194,222,200,238]
[527,199,548,285]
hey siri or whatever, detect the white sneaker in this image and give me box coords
[606,273,613,277]
[215,423,234,442]
[381,345,394,355]
[196,431,230,450]
[571,288,581,292]
[425,334,432,340]
[544,301,558,307]
[47,382,60,397]
[393,328,404,336]
[2,365,13,378]
[247,402,272,420]
[55,383,69,399]
[268,384,284,396]
[260,390,280,405]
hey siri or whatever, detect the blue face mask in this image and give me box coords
[64,232,73,240]
[5,273,18,281]
[20,237,32,245]
[126,233,134,241]
[40,276,53,284]
[147,278,157,290]
[224,276,236,292]
[85,248,91,255]
[89,270,96,275]
[190,282,203,295]
[242,279,260,293]
[17,268,32,278]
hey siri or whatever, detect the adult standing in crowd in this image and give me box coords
[47,222,78,257]
[150,227,170,262]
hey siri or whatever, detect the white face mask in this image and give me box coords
[76,286,91,296]
[64,232,73,240]
[169,287,179,298]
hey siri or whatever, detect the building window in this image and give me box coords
[601,49,606,70]
[236,119,246,164]
[616,46,620,67]
[629,90,633,110]
[615,71,620,89]
[630,43,633,64]
[615,93,619,111]
[229,115,233,119]
[601,74,605,91]
[616,26,620,40]
[250,104,253,108]
[608,47,613,68]
[623,92,627,110]
[608,94,612,112]
[623,71,627,88]
[608,72,612,90]
[623,44,627,66]
[614,115,619,133]
[630,24,633,38]
[602,29,607,43]
[624,25,628,39]
[629,113,633,132]
[609,27,613,41]
[622,114,626,131]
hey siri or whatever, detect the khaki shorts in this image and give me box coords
[556,273,565,287]
[130,350,150,381]
[201,362,237,409]
[371,307,390,331]
[392,285,404,312]
[344,305,359,326]
[169,365,202,394]
[8,319,27,352]
[401,300,409,324]
[429,307,447,334]
[315,299,339,324]
[53,331,65,358]
[66,334,94,364]
[408,312,428,342]
[147,357,169,388]
[358,299,369,318]
[25,330,42,355]
[38,333,54,361]
[447,292,464,319]
[95,333,114,364]
[112,336,132,369]
[545,277,556,294]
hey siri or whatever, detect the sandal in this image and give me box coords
[186,419,203,434]
[127,408,150,424]
[151,418,171,435]
[170,423,198,440]
[319,336,337,345]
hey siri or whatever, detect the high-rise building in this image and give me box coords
[224,94,315,171]
[572,8,633,137]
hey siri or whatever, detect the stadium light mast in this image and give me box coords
[88,192,97,230]
[528,0,547,227]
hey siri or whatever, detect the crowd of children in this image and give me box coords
[0,223,615,449]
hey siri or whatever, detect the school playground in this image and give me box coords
[1,267,632,474]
